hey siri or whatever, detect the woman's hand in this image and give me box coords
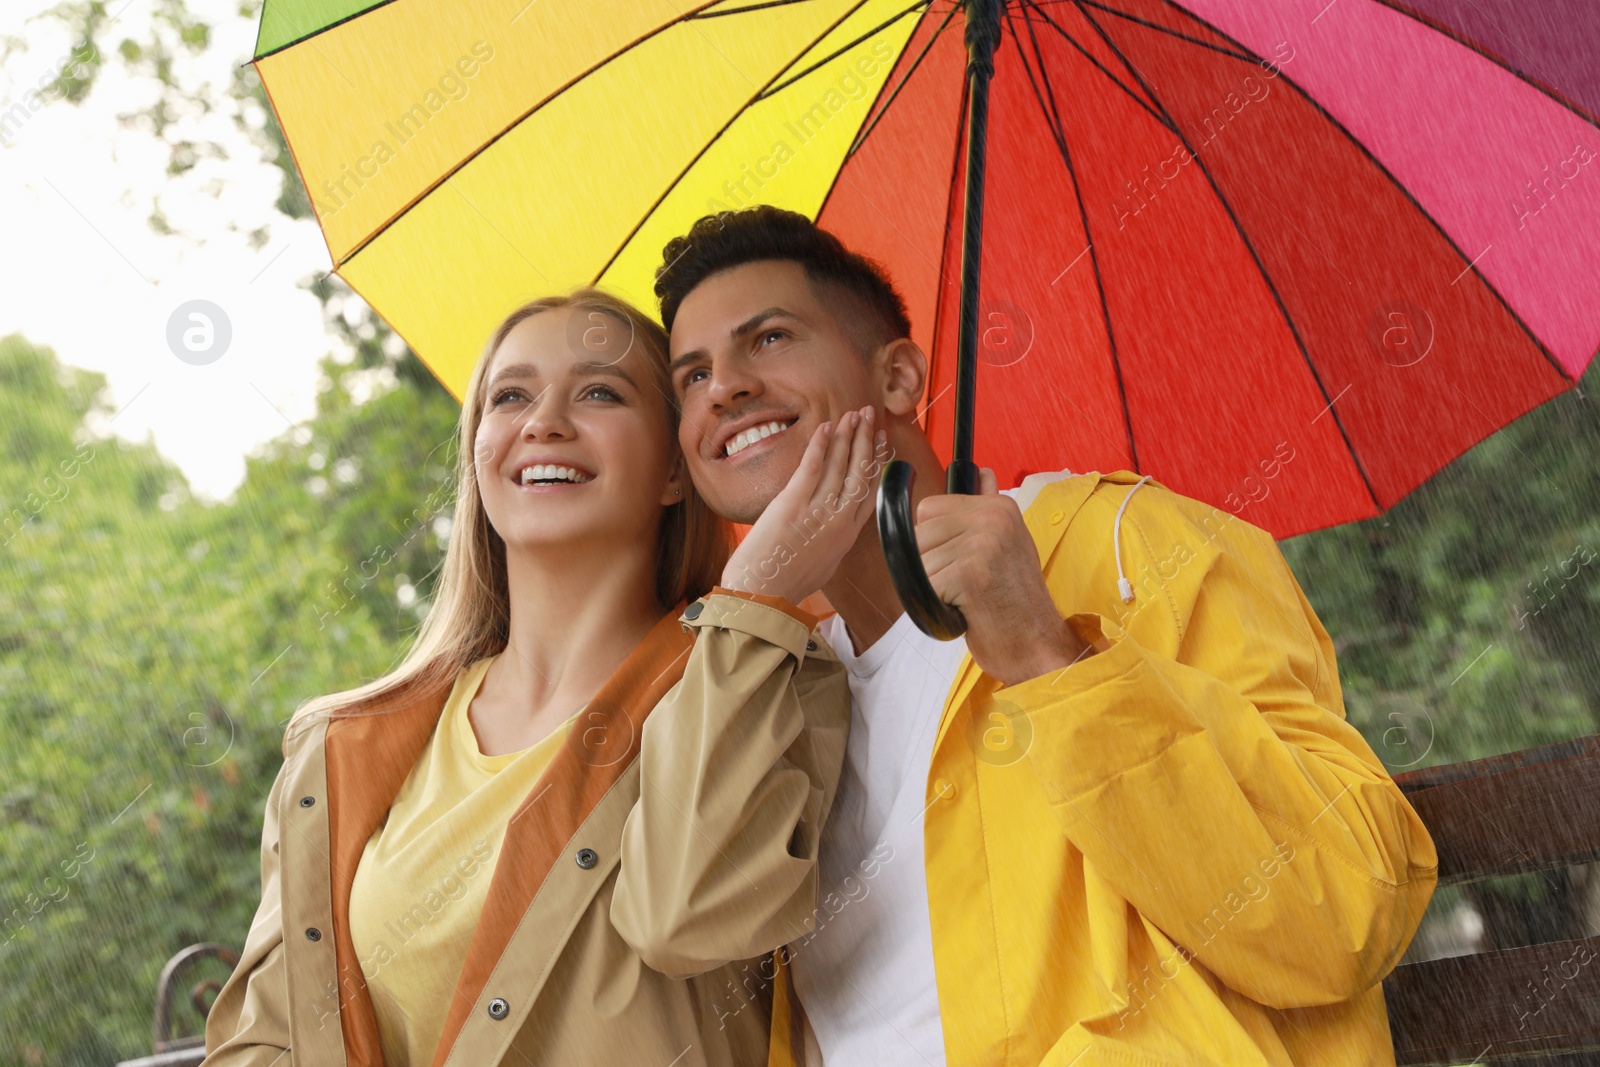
[719,405,881,605]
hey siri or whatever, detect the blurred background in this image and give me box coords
[1,1,1596,1063]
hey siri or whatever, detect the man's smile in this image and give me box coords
[710,412,800,461]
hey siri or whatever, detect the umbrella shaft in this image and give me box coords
[951,0,1001,495]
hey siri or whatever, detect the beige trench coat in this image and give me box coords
[202,589,848,1067]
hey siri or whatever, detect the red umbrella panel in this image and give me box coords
[822,0,1600,538]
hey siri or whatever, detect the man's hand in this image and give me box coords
[914,468,1092,686]
[720,406,879,606]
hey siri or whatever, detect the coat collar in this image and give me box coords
[932,472,1108,755]
[318,604,695,1067]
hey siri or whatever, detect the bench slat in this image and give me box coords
[1387,935,1600,1065]
[1394,737,1600,794]
[1393,737,1600,885]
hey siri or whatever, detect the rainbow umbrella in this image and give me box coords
[255,0,1600,635]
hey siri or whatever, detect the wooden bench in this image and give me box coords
[113,943,235,1067]
[1384,735,1600,1065]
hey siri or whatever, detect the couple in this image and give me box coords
[204,208,1437,1067]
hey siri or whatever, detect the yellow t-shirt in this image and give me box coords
[348,657,573,1067]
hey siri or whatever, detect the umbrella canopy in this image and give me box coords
[254,0,1600,538]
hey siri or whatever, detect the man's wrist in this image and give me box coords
[718,570,755,594]
[719,566,780,600]
[998,616,1094,686]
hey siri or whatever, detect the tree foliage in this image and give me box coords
[0,334,458,1064]
[1281,380,1600,774]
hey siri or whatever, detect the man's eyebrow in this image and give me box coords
[733,306,794,338]
[667,307,797,377]
[668,349,703,377]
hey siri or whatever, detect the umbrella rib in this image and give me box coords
[1066,0,1255,64]
[253,0,826,60]
[1010,0,1141,471]
[328,0,734,268]
[254,0,399,61]
[1361,0,1600,129]
[923,66,973,433]
[844,0,962,159]
[735,4,950,290]
[694,0,832,18]
[1146,0,1576,389]
[1022,1,1177,136]
[586,0,880,286]
[758,0,932,100]
[817,4,951,229]
[1074,0,1386,513]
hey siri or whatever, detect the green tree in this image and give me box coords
[1281,371,1600,953]
[0,333,456,1064]
[1283,377,1600,773]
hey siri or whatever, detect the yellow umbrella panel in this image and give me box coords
[255,0,926,399]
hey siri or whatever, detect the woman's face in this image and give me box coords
[473,306,682,555]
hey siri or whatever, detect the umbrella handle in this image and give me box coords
[876,459,969,640]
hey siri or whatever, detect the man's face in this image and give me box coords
[668,260,879,524]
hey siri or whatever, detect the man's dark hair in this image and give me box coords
[655,206,912,353]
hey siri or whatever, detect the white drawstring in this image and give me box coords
[1114,475,1152,603]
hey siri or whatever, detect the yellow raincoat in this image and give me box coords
[767,470,1437,1066]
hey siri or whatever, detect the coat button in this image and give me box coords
[932,778,956,801]
[805,640,817,652]
[305,927,321,942]
[1050,511,1065,525]
[299,795,316,808]
[575,848,598,870]
[683,601,704,621]
[487,997,509,1020]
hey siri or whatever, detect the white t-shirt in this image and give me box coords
[790,608,968,1066]
[790,474,1068,1066]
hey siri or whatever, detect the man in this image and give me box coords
[655,205,1436,1066]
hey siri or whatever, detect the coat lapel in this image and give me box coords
[430,605,695,1067]
[323,671,458,1066]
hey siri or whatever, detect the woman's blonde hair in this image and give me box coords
[293,288,731,725]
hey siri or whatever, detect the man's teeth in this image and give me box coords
[724,420,791,458]
[519,465,592,485]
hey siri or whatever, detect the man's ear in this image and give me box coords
[878,337,928,418]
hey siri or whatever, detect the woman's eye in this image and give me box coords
[490,387,527,406]
[581,384,621,402]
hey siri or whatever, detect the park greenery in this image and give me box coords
[3,1,1598,1062]
[0,329,461,1064]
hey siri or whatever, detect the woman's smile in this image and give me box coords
[513,460,595,489]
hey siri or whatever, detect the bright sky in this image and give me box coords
[1,0,346,500]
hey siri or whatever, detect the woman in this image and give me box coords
[203,289,880,1066]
